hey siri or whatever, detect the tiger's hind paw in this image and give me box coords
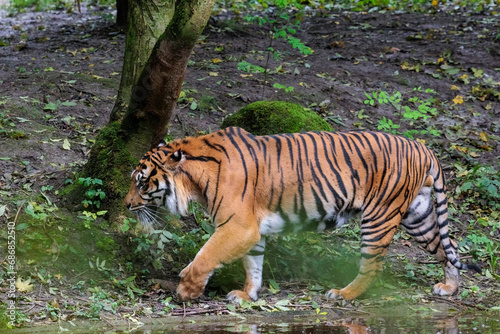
[432,282,458,296]
[325,289,343,300]
[226,290,255,303]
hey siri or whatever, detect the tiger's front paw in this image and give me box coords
[176,265,210,301]
[176,280,204,301]
[226,290,256,303]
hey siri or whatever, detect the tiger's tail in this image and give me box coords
[430,154,482,274]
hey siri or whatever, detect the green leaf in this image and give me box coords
[269,279,280,293]
[190,101,198,110]
[16,222,30,231]
[461,182,473,191]
[275,299,289,307]
[487,184,498,197]
[440,64,460,75]
[43,102,59,111]
[61,101,76,107]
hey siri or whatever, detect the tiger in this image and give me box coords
[125,126,481,302]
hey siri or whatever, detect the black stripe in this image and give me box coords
[217,213,235,228]
[226,127,249,200]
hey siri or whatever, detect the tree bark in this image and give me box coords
[78,0,215,220]
[111,0,175,122]
[120,0,216,149]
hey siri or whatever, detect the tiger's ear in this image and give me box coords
[157,139,167,148]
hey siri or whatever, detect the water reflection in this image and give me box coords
[144,314,499,334]
[16,310,500,333]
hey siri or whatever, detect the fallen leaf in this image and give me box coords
[212,58,222,64]
[51,299,60,309]
[469,151,480,157]
[451,145,467,153]
[453,95,464,104]
[63,139,71,150]
[479,131,490,142]
[450,85,460,90]
[329,41,345,48]
[16,277,34,293]
[400,240,412,247]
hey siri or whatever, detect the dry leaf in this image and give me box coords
[416,138,426,145]
[16,277,34,293]
[453,95,464,104]
[479,131,490,142]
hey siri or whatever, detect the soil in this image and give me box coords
[0,3,499,328]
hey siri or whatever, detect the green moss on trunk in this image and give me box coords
[64,122,137,221]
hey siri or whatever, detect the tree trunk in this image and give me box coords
[111,0,175,122]
[120,0,216,148]
[77,0,215,220]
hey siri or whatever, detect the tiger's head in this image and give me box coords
[125,140,191,228]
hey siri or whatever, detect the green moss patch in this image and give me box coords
[221,101,333,135]
[63,122,137,219]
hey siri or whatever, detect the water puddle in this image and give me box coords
[14,308,500,333]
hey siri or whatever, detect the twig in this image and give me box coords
[71,86,98,97]
[21,303,38,314]
[13,201,24,224]
[318,305,372,315]
[172,306,229,317]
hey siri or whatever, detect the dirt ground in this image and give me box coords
[0,3,499,328]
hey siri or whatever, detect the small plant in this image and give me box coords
[485,243,500,280]
[377,116,400,134]
[455,164,500,211]
[122,217,138,233]
[79,177,106,209]
[364,87,441,139]
[78,177,107,228]
[239,0,312,97]
[113,275,145,299]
